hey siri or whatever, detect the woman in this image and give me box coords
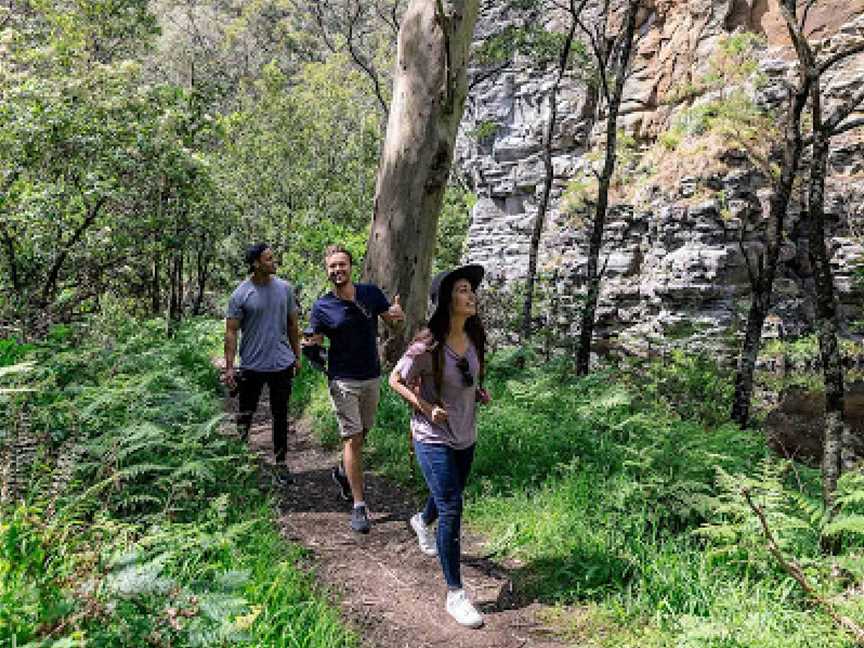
[389,264,490,628]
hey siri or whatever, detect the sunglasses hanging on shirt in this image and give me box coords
[456,357,474,387]
[351,300,371,319]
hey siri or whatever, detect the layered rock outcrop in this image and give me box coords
[457,0,864,356]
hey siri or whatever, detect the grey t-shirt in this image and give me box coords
[396,341,479,450]
[226,277,298,372]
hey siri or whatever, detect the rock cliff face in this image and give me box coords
[457,0,864,356]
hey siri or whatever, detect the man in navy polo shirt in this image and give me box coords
[305,244,404,533]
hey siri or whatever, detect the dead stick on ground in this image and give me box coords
[742,487,864,646]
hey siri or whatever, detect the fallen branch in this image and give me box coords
[742,487,864,646]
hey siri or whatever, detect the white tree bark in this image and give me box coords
[363,0,479,362]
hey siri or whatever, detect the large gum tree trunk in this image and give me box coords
[363,0,480,363]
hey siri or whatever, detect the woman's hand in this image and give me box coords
[426,403,448,424]
[477,387,491,405]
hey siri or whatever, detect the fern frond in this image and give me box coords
[106,557,175,599]
[788,491,826,530]
[836,491,864,508]
[0,361,35,379]
[118,493,164,510]
[215,569,251,591]
[169,460,216,484]
[823,514,864,539]
[115,463,173,481]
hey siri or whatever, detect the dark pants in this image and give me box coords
[237,367,293,463]
[414,440,476,590]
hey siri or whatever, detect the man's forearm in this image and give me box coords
[224,333,237,369]
[288,332,301,362]
[288,317,301,360]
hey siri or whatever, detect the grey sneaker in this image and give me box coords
[351,505,371,534]
[272,464,293,487]
[331,465,351,501]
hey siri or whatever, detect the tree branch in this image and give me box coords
[739,230,758,289]
[374,0,401,36]
[42,196,108,306]
[576,14,609,103]
[346,2,390,117]
[0,222,19,293]
[829,117,864,138]
[818,42,864,76]
[468,60,511,91]
[778,1,817,72]
[1,169,21,292]
[743,487,864,646]
[721,213,759,289]
[799,0,818,32]
[310,1,339,53]
[823,81,864,134]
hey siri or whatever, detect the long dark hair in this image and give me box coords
[411,298,486,400]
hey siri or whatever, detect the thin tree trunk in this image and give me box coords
[151,251,161,315]
[0,223,19,294]
[169,250,183,322]
[41,196,106,307]
[521,0,582,343]
[193,244,209,316]
[731,288,772,424]
[807,82,847,509]
[811,121,843,506]
[363,0,480,363]
[575,0,638,376]
[1,171,21,294]
[730,13,811,425]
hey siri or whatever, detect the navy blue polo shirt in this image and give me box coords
[309,283,390,380]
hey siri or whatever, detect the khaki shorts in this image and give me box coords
[328,378,381,439]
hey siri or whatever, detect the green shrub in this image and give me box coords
[0,337,33,367]
[1,318,355,647]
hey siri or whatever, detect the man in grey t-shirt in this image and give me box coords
[224,243,301,485]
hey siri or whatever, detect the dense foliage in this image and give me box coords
[0,0,471,332]
[0,320,355,647]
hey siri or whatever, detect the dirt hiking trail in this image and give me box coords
[226,384,575,648]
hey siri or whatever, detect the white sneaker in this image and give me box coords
[410,513,437,556]
[446,589,483,628]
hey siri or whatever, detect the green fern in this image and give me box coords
[169,459,217,484]
[823,515,864,539]
[105,554,174,599]
[788,490,826,530]
[186,592,251,647]
[697,458,822,565]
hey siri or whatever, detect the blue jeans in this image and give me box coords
[413,440,476,590]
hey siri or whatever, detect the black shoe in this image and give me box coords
[273,464,294,487]
[331,465,351,501]
[351,505,371,534]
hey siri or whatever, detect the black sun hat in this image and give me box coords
[429,264,485,316]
